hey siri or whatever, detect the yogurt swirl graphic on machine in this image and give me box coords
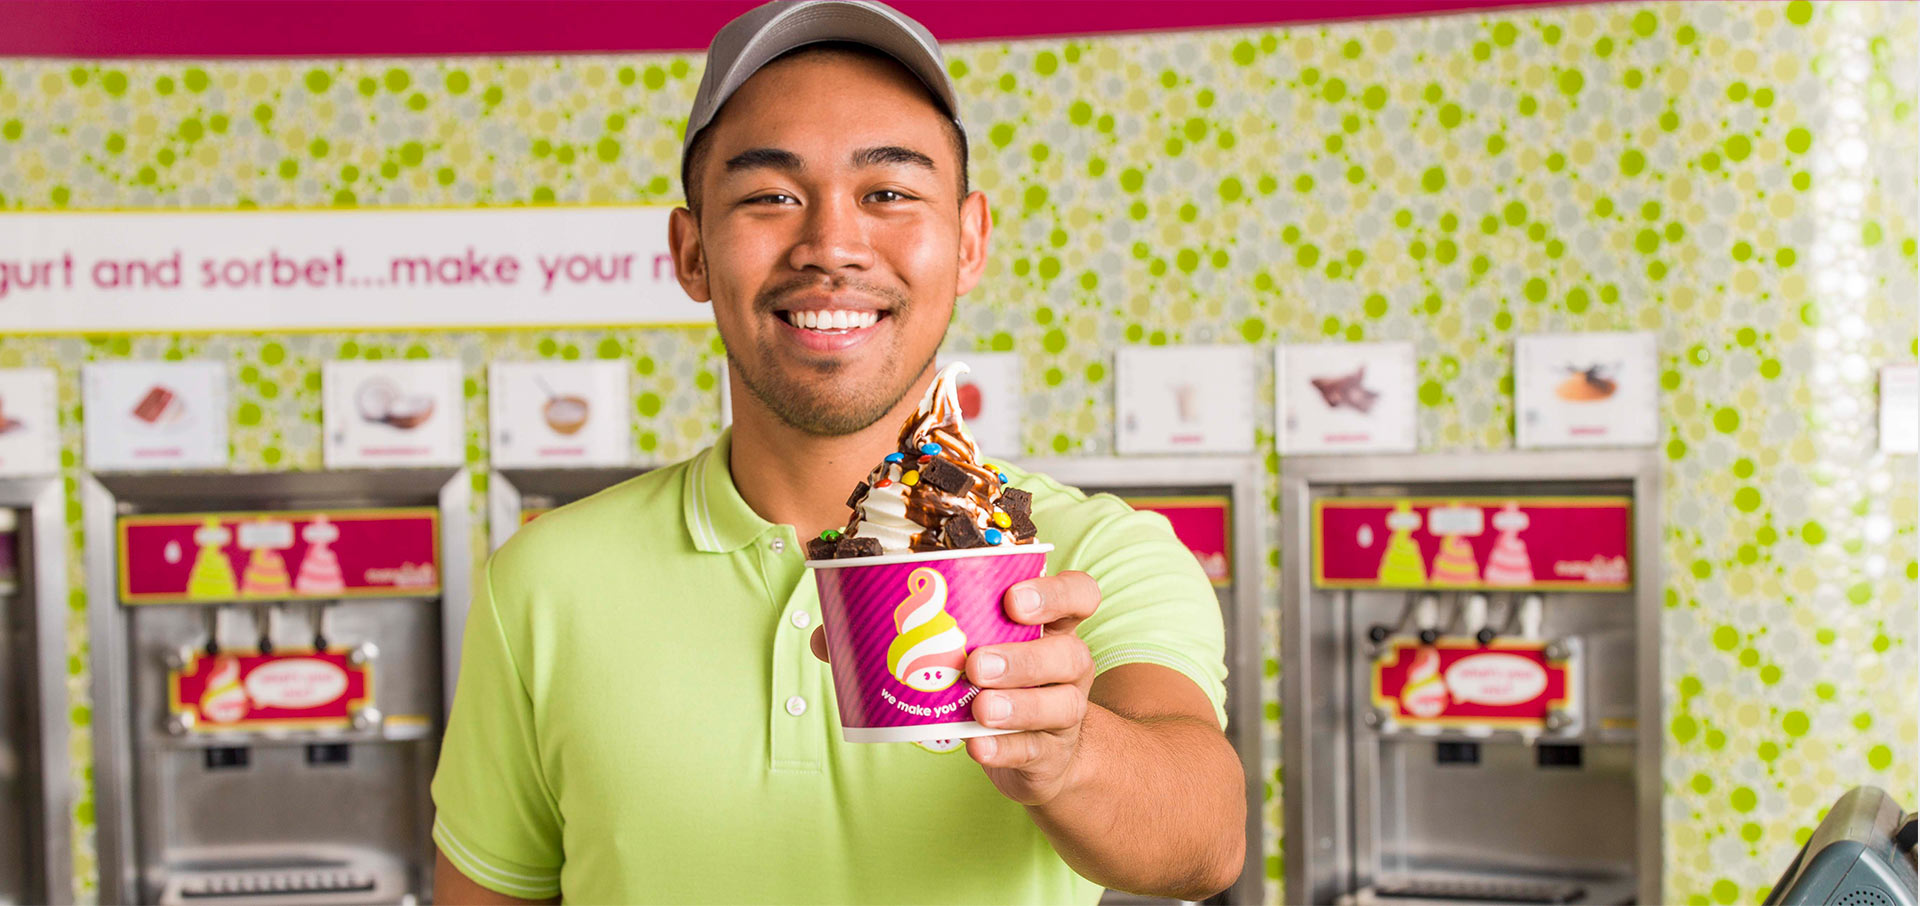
[885,568,967,692]
[807,362,1038,559]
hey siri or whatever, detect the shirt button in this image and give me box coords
[790,610,812,629]
[784,695,807,717]
[769,538,786,554]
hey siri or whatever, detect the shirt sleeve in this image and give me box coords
[1066,501,1231,729]
[429,556,565,899]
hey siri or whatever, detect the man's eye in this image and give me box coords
[868,190,912,203]
[746,194,797,205]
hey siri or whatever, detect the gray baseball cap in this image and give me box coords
[682,0,963,156]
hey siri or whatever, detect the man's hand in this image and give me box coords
[961,570,1099,805]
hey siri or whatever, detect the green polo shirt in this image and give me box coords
[431,430,1227,903]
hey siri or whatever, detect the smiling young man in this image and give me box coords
[429,2,1244,903]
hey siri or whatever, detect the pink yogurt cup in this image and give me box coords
[808,543,1052,743]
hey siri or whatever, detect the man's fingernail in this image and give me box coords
[1010,586,1039,617]
[984,694,1011,722]
[976,652,1005,680]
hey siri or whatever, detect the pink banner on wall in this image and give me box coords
[1123,495,1232,587]
[118,508,440,604]
[1313,497,1631,591]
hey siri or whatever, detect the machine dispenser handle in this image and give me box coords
[1414,594,1441,645]
[1368,625,1392,644]
[1463,594,1492,647]
[312,602,330,651]
[204,607,223,656]
[257,605,276,655]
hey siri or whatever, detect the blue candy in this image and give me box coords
[984,528,1004,545]
[919,442,943,456]
[997,472,1008,483]
[884,452,904,463]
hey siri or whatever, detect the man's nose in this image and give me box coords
[788,194,875,274]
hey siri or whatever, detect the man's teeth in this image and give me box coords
[788,310,879,331]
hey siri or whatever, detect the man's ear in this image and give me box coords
[667,206,710,303]
[953,190,993,298]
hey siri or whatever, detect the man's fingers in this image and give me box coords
[966,729,1049,769]
[1004,570,1101,630]
[809,625,829,663]
[967,634,1094,689]
[972,683,1088,732]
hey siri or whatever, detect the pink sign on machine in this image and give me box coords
[1121,495,1232,587]
[1313,497,1633,592]
[118,508,440,605]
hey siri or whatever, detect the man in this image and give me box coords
[430,2,1244,902]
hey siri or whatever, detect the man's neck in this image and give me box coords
[726,372,932,541]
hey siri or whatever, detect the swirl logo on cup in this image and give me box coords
[811,545,1051,744]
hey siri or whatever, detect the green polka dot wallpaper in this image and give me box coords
[2,1,1916,902]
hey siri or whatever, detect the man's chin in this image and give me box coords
[740,372,899,437]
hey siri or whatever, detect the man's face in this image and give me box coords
[669,50,990,437]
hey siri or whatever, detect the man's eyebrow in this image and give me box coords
[723,147,805,176]
[849,145,937,173]
[721,145,938,177]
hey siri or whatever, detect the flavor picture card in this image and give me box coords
[1114,345,1257,455]
[323,360,463,468]
[936,352,1023,460]
[1881,364,1918,454]
[1514,331,1659,449]
[0,368,59,476]
[490,361,632,468]
[83,361,230,471]
[1277,342,1418,455]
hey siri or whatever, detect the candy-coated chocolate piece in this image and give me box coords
[984,528,1004,545]
[874,479,893,489]
[992,512,1012,529]
[885,452,904,463]
[901,470,920,487]
[920,442,943,456]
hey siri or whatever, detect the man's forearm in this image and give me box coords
[1027,703,1246,900]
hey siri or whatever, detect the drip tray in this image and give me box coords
[1343,871,1639,906]
[175,870,376,899]
[157,846,406,906]
[1373,876,1585,904]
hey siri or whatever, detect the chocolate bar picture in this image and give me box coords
[1309,366,1380,414]
[130,385,182,425]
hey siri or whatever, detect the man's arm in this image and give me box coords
[434,849,560,906]
[960,572,1245,900]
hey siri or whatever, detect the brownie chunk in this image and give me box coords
[834,536,884,558]
[1007,510,1038,542]
[940,516,988,549]
[805,537,839,561]
[995,487,1033,519]
[918,458,976,496]
[845,482,870,510]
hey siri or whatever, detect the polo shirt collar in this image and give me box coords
[683,429,774,553]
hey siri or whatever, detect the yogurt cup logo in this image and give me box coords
[886,567,967,693]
